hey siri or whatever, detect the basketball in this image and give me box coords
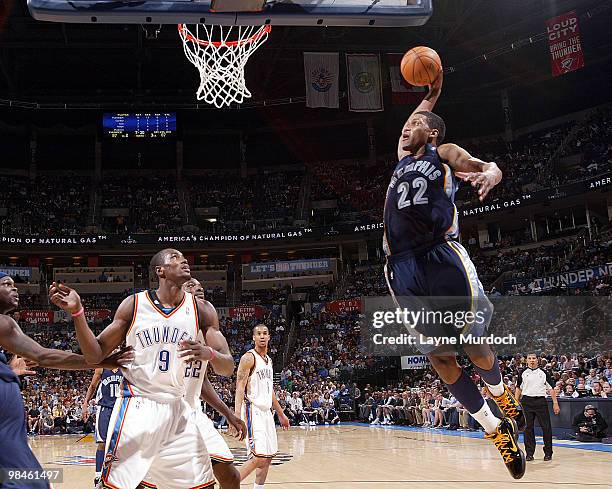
[401,46,442,86]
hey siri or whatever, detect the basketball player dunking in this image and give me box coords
[138,278,246,489]
[83,366,123,488]
[50,248,236,489]
[235,324,290,489]
[0,272,132,489]
[383,73,526,478]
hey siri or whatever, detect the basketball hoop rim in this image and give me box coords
[177,23,271,47]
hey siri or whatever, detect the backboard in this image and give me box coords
[27,0,433,27]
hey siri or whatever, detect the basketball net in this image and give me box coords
[178,24,271,108]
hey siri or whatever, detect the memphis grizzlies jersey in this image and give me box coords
[383,143,459,256]
[184,330,209,411]
[121,290,199,402]
[245,350,273,410]
[0,347,17,383]
[95,369,124,408]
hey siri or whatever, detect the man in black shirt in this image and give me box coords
[27,405,41,435]
[572,405,608,442]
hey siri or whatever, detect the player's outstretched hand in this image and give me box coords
[178,340,215,363]
[49,282,83,314]
[227,413,247,441]
[9,355,37,376]
[455,169,497,201]
[97,346,135,369]
[279,412,290,430]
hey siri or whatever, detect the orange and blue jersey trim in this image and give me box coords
[141,480,215,489]
[245,399,255,453]
[121,378,134,398]
[101,396,131,484]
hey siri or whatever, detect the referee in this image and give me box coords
[515,353,560,461]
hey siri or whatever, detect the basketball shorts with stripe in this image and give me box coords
[101,396,214,489]
[95,405,113,444]
[241,401,277,458]
[384,240,493,354]
[141,408,234,488]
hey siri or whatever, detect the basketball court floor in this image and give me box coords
[31,424,611,488]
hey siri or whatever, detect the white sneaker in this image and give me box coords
[370,419,379,425]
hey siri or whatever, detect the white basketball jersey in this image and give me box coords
[184,330,209,411]
[121,290,200,402]
[245,349,274,410]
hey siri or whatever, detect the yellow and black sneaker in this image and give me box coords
[487,385,525,431]
[485,417,526,480]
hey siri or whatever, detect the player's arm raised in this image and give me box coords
[82,368,103,421]
[410,71,443,118]
[0,316,131,370]
[234,352,254,418]
[49,282,134,365]
[200,373,246,440]
[437,143,502,201]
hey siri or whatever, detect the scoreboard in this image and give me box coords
[103,113,176,139]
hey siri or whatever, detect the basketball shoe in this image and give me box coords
[486,385,525,431]
[485,417,526,479]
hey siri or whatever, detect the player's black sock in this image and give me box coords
[445,369,485,414]
[474,363,504,396]
[96,448,104,478]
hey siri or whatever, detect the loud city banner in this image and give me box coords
[546,10,585,77]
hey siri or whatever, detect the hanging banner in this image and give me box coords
[0,267,32,279]
[401,355,430,370]
[546,11,585,77]
[304,52,339,108]
[325,299,362,314]
[250,258,331,274]
[346,54,384,112]
[505,263,612,291]
[18,310,55,323]
[387,53,427,105]
[55,309,112,322]
[229,305,267,320]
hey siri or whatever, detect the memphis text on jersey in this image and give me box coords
[387,159,442,191]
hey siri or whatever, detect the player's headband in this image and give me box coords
[0,272,9,280]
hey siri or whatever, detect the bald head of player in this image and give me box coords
[398,110,446,159]
[150,248,192,288]
[182,277,205,301]
[0,273,19,314]
[252,324,270,351]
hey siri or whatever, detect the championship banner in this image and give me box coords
[325,299,362,314]
[304,52,339,108]
[346,54,383,112]
[546,11,584,77]
[387,53,427,105]
[401,355,430,370]
[229,305,267,320]
[18,310,55,323]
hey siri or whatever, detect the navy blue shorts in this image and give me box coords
[95,405,113,444]
[384,240,492,354]
[0,381,50,489]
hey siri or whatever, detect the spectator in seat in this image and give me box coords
[322,392,339,424]
[27,405,41,435]
[572,405,608,442]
